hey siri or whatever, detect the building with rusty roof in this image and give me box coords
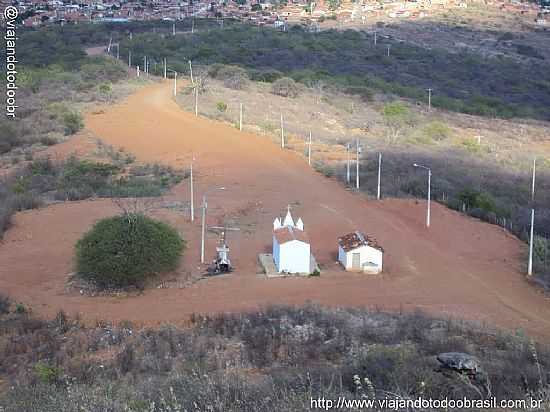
[338,231,383,274]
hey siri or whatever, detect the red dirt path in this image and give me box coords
[2,81,550,338]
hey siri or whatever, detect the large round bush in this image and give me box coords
[75,213,184,287]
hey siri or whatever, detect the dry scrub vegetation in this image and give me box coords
[0,152,187,239]
[0,58,140,169]
[0,299,548,411]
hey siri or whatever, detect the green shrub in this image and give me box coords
[0,293,10,314]
[247,68,283,83]
[99,82,112,96]
[0,204,13,238]
[216,101,228,112]
[461,138,481,154]
[458,188,498,214]
[57,157,120,200]
[15,303,27,314]
[34,362,62,384]
[75,214,185,288]
[63,111,84,135]
[271,77,300,98]
[422,121,452,141]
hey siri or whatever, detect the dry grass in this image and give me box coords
[0,300,549,411]
[177,77,550,174]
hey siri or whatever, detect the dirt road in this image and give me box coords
[1,81,550,338]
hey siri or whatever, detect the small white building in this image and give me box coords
[272,209,311,274]
[338,231,384,274]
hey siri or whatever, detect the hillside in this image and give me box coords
[2,12,550,411]
[1,80,550,340]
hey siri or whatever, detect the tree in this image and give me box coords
[63,112,84,135]
[422,120,452,142]
[271,77,300,98]
[214,65,249,90]
[75,213,184,288]
[99,82,112,102]
[327,0,341,10]
[382,102,413,144]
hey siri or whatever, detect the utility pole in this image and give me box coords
[128,51,132,67]
[173,21,176,36]
[413,163,431,228]
[189,60,194,84]
[528,209,535,276]
[428,169,431,227]
[377,152,382,200]
[129,31,133,40]
[191,18,195,34]
[374,30,377,46]
[531,157,536,201]
[143,56,147,75]
[426,169,431,228]
[107,36,112,54]
[167,68,177,96]
[194,86,198,116]
[427,88,432,111]
[116,44,119,60]
[239,103,243,131]
[201,187,225,264]
[308,131,312,166]
[355,139,360,190]
[280,113,285,149]
[528,157,536,276]
[201,197,206,263]
[346,143,351,185]
[164,58,167,79]
[386,44,391,57]
[136,65,140,77]
[190,158,194,222]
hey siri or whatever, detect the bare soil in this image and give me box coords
[2,81,550,338]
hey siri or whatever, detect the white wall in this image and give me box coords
[340,245,383,272]
[277,240,310,273]
[338,245,346,267]
[273,235,280,268]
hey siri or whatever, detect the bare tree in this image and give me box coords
[194,66,210,94]
[112,197,159,221]
[308,80,326,104]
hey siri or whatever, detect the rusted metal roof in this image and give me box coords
[274,226,309,245]
[338,231,384,252]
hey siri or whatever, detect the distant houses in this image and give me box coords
[337,231,383,274]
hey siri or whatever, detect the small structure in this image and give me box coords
[207,228,237,276]
[338,231,383,274]
[272,207,311,274]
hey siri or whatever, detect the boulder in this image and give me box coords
[436,352,482,374]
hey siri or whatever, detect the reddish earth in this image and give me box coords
[2,81,550,338]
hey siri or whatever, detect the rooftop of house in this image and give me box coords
[338,231,383,253]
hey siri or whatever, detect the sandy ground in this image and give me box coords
[2,81,550,338]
